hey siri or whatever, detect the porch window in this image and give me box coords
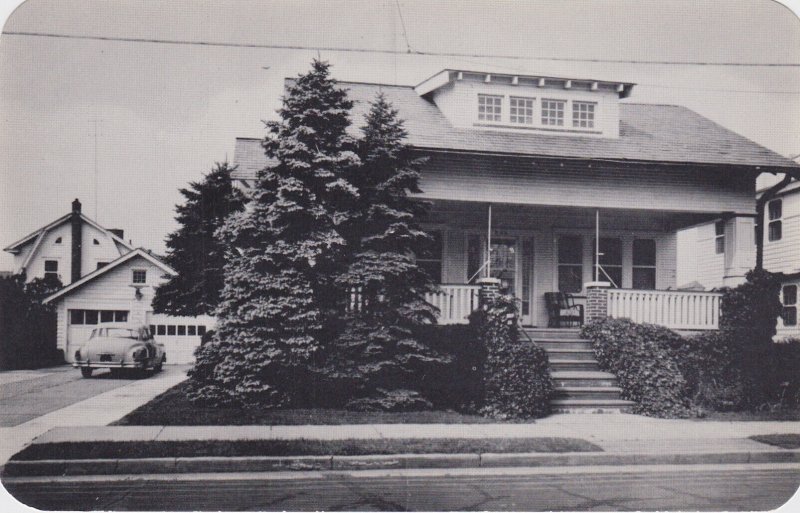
[510,97,534,124]
[478,94,502,122]
[541,99,565,126]
[557,235,583,293]
[768,199,782,242]
[715,221,725,254]
[632,239,657,290]
[594,238,622,288]
[417,230,442,283]
[467,234,482,283]
[572,101,596,128]
[44,260,58,280]
[782,284,797,327]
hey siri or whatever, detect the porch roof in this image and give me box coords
[232,81,799,181]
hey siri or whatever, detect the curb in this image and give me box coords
[4,450,800,477]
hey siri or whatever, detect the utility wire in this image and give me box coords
[393,0,413,53]
[4,30,800,67]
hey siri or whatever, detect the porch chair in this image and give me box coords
[544,292,584,328]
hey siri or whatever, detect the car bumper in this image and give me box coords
[73,360,150,369]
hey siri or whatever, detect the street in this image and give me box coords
[4,464,799,511]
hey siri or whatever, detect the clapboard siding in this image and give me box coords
[764,190,800,274]
[63,257,167,305]
[416,153,755,214]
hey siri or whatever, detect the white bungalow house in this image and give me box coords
[233,69,800,332]
[3,199,133,284]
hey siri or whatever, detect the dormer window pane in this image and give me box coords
[510,97,534,124]
[573,101,596,128]
[541,99,565,126]
[478,94,502,122]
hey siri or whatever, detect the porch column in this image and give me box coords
[723,215,756,287]
[584,281,611,324]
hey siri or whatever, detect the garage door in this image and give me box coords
[146,314,214,364]
[67,309,129,360]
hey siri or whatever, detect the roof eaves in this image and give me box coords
[3,213,71,253]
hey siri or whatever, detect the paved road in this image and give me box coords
[4,465,799,511]
[0,366,136,427]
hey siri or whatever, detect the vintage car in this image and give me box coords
[73,324,166,378]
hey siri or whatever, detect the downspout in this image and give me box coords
[755,174,792,270]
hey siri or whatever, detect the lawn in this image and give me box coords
[749,434,800,449]
[693,407,800,422]
[114,382,522,426]
[11,437,602,461]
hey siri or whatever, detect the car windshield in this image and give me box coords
[102,328,139,339]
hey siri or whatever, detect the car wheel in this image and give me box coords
[80,367,93,378]
[109,368,124,379]
[154,356,164,373]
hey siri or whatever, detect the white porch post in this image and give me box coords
[723,215,756,287]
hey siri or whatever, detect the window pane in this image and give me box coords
[149,325,156,335]
[510,97,534,124]
[132,270,147,283]
[769,221,782,241]
[768,200,782,220]
[188,325,197,336]
[715,236,725,254]
[542,99,565,126]
[467,235,482,283]
[85,310,98,325]
[114,311,128,322]
[782,306,797,326]
[633,268,656,290]
[558,236,582,265]
[44,260,58,272]
[572,101,596,128]
[167,325,176,335]
[558,265,583,293]
[594,238,622,266]
[100,310,114,323]
[478,94,502,122]
[157,325,166,336]
[198,326,207,336]
[633,239,656,266]
[70,310,84,325]
[715,220,725,236]
[603,267,623,289]
[178,325,186,336]
[784,285,798,306]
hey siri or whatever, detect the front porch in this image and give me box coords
[421,201,731,331]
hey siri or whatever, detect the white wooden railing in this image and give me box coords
[425,285,480,325]
[606,289,722,330]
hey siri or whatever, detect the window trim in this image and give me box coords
[572,101,597,129]
[477,94,503,122]
[132,269,147,284]
[782,284,797,327]
[509,96,535,125]
[767,199,782,242]
[541,98,566,126]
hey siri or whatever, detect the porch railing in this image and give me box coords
[606,288,722,330]
[424,285,481,325]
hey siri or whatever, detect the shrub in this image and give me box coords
[582,318,691,418]
[772,338,800,407]
[470,295,553,419]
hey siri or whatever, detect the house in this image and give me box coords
[233,69,800,332]
[680,177,800,340]
[41,248,215,364]
[3,199,133,284]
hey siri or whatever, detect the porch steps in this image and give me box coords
[525,329,635,414]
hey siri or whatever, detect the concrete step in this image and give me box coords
[551,370,618,388]
[549,359,600,372]
[552,386,624,400]
[542,348,596,360]
[550,398,636,414]
[524,329,582,340]
[536,340,593,350]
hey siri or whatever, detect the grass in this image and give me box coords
[11,438,602,461]
[113,383,525,425]
[749,434,800,449]
[693,407,800,422]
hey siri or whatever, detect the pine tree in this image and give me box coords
[152,162,245,316]
[187,60,360,407]
[327,94,445,411]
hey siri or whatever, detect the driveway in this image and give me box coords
[0,365,189,464]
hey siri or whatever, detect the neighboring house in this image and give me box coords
[681,178,800,339]
[3,199,133,284]
[42,248,215,364]
[233,69,800,331]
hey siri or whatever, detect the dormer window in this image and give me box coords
[478,94,502,122]
[573,101,596,129]
[541,99,565,126]
[510,97,534,124]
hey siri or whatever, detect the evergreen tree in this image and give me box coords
[152,162,245,316]
[187,60,360,407]
[327,94,445,411]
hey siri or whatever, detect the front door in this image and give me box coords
[480,236,534,325]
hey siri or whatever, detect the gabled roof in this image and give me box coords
[3,212,134,254]
[42,248,176,305]
[232,80,799,181]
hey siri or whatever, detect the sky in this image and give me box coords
[1,0,800,272]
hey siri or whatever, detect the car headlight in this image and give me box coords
[74,349,81,360]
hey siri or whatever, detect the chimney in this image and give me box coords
[71,199,82,283]
[109,229,124,239]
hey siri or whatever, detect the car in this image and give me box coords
[73,324,166,378]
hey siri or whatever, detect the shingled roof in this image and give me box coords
[232,81,798,181]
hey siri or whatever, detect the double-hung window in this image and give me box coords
[715,221,725,254]
[557,235,583,293]
[510,97,534,125]
[541,99,565,126]
[572,101,596,128]
[768,199,782,242]
[478,94,502,122]
[132,269,147,284]
[782,284,797,327]
[417,231,443,283]
[594,238,622,288]
[44,260,59,280]
[632,239,657,289]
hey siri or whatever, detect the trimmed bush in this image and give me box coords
[470,295,553,419]
[773,338,800,407]
[582,318,691,418]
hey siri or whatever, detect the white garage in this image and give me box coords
[43,248,215,365]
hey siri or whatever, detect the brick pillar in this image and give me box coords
[476,277,502,308]
[584,281,611,323]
